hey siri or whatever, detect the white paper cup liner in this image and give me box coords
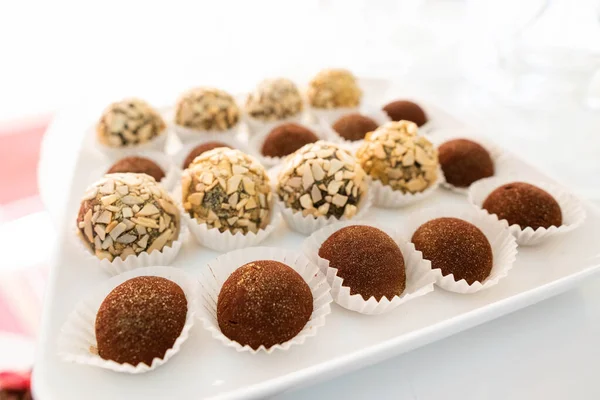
[371,168,443,208]
[57,266,199,373]
[309,106,360,125]
[401,205,518,293]
[197,247,332,354]
[277,185,373,235]
[172,134,250,170]
[95,131,168,159]
[319,108,391,153]
[243,112,304,138]
[73,224,188,276]
[182,209,282,252]
[169,121,241,144]
[468,177,587,246]
[302,221,437,315]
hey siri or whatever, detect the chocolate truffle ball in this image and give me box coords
[96,98,166,148]
[181,148,272,234]
[95,276,187,366]
[182,141,231,169]
[277,141,368,219]
[319,225,406,301]
[332,113,378,142]
[357,121,438,193]
[261,123,319,158]
[175,87,239,131]
[77,173,181,261]
[245,78,303,121]
[307,69,362,109]
[412,217,493,284]
[382,100,428,127]
[107,156,165,182]
[217,260,312,350]
[438,139,494,188]
[482,182,562,230]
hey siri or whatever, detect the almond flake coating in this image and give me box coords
[307,69,362,109]
[245,78,303,121]
[175,87,240,131]
[357,121,439,194]
[96,98,166,148]
[181,148,272,234]
[277,141,367,219]
[76,173,181,261]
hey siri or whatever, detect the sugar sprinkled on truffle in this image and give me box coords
[261,123,319,158]
[182,141,231,169]
[332,113,378,142]
[383,100,428,127]
[107,156,166,183]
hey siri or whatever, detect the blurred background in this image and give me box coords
[0,0,599,397]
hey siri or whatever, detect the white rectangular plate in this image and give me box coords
[33,82,600,400]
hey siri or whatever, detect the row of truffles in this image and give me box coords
[181,148,272,234]
[277,142,368,219]
[357,121,439,194]
[77,173,180,261]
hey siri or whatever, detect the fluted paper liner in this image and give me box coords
[172,135,250,170]
[95,131,168,159]
[169,121,240,144]
[57,266,199,373]
[197,247,333,354]
[468,177,586,246]
[371,167,443,208]
[303,221,437,315]
[309,106,360,125]
[319,108,391,153]
[401,205,518,294]
[243,112,304,138]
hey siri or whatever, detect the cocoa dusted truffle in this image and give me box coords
[277,141,368,219]
[357,121,439,193]
[307,69,362,109]
[182,141,231,169]
[245,78,304,121]
[175,87,239,131]
[438,139,494,188]
[412,217,493,284]
[95,276,187,366]
[107,156,166,182]
[77,173,181,261]
[96,98,166,148]
[261,123,319,158]
[217,260,312,350]
[482,182,562,230]
[382,100,428,127]
[332,113,378,142]
[319,225,406,301]
[181,148,272,234]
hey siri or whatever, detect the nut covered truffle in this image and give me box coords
[181,148,272,234]
[382,100,428,127]
[96,98,166,148]
[245,78,304,121]
[438,139,494,188]
[175,87,240,131]
[277,141,368,219]
[319,225,406,301]
[182,141,231,169]
[217,260,312,350]
[482,182,562,230]
[332,113,378,142]
[261,123,319,158]
[95,276,187,366]
[412,217,493,284]
[107,156,165,182]
[357,121,438,193]
[77,173,181,261]
[307,69,362,109]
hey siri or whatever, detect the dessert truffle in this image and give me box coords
[107,156,166,182]
[438,139,494,188]
[277,141,368,219]
[77,173,181,261]
[357,121,438,193]
[307,69,362,109]
[412,217,493,284]
[382,100,428,127]
[182,141,231,169]
[175,87,240,131]
[319,225,406,301]
[245,78,303,121]
[181,148,272,234]
[482,182,562,230]
[96,98,166,148]
[332,113,378,142]
[261,123,319,158]
[95,276,187,366]
[217,260,312,350]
